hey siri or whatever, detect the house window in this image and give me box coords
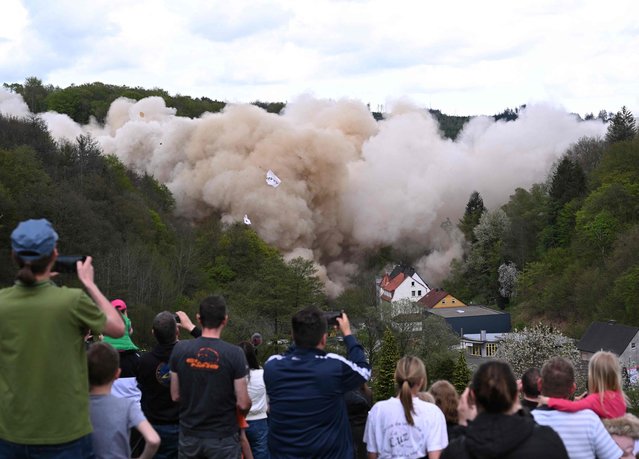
[469,344,481,356]
[452,299,456,303]
[418,290,421,296]
[632,343,636,350]
[441,299,446,304]
[411,290,416,296]
[411,281,415,287]
[486,343,497,357]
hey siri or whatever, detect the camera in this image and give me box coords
[174,314,181,324]
[323,311,343,326]
[53,255,87,273]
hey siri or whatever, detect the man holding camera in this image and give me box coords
[264,306,371,459]
[169,295,251,459]
[0,218,125,457]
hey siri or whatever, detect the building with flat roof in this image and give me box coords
[425,305,511,335]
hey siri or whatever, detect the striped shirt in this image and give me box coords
[532,407,622,459]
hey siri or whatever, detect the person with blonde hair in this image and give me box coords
[364,356,447,459]
[539,350,627,418]
[428,380,465,441]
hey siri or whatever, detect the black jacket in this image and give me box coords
[442,410,568,459]
[137,342,179,424]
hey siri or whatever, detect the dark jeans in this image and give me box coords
[0,434,93,459]
[246,418,270,459]
[178,432,240,459]
[153,424,179,459]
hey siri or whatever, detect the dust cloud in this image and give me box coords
[0,89,607,295]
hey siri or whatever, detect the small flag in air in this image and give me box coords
[266,169,281,188]
[243,215,252,225]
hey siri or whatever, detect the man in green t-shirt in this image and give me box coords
[0,219,125,458]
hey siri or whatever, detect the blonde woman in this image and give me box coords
[428,380,465,441]
[364,356,447,459]
[539,351,626,418]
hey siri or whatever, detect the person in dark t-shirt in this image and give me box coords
[169,296,250,459]
[137,311,180,459]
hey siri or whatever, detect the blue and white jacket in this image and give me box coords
[264,335,372,459]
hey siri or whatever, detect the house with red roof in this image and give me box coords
[378,264,430,303]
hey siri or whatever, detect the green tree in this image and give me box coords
[502,185,548,267]
[463,209,510,304]
[542,157,587,249]
[373,328,401,401]
[283,257,325,311]
[549,158,587,209]
[387,298,421,356]
[458,191,486,243]
[565,137,606,177]
[418,315,458,383]
[606,106,637,143]
[20,77,51,113]
[451,352,472,393]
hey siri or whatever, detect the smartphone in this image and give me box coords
[53,255,87,273]
[323,311,343,326]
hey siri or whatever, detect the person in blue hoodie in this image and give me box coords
[264,306,371,459]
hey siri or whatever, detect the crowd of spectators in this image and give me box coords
[2,218,639,459]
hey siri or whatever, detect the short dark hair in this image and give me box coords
[541,357,574,398]
[199,295,227,329]
[292,305,327,348]
[153,311,177,345]
[472,360,518,414]
[521,367,541,398]
[87,342,120,386]
[238,341,260,370]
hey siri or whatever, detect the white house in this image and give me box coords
[460,331,507,358]
[378,264,430,303]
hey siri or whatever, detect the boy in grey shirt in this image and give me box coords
[88,342,160,459]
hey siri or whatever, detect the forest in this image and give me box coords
[444,105,639,337]
[1,77,638,382]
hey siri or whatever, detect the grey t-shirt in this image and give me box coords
[169,337,248,437]
[89,393,146,459]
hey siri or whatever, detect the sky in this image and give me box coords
[1,0,638,116]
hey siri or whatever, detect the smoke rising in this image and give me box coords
[0,89,607,295]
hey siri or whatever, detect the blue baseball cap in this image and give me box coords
[11,219,59,261]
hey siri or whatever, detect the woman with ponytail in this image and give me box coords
[364,355,448,458]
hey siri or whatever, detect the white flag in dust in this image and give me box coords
[243,214,252,225]
[266,169,281,188]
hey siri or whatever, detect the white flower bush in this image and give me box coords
[495,322,585,390]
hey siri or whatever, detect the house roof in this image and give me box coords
[417,289,449,308]
[380,273,405,292]
[389,263,415,280]
[577,322,639,355]
[426,305,505,318]
[426,306,511,335]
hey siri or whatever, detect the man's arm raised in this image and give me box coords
[336,313,371,389]
[76,257,124,338]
